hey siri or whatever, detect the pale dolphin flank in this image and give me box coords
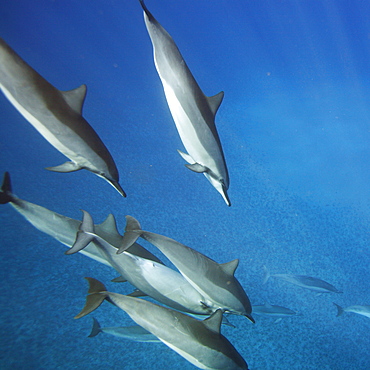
[67,210,212,315]
[138,0,230,205]
[263,266,342,294]
[119,215,254,322]
[333,303,370,319]
[0,172,159,267]
[0,38,125,196]
[76,278,248,370]
[88,317,160,342]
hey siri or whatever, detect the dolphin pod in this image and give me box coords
[0,38,125,196]
[138,0,231,206]
[76,277,248,370]
[119,215,254,322]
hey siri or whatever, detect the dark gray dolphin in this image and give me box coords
[0,172,157,265]
[138,0,230,205]
[0,38,125,196]
[263,266,342,294]
[119,215,254,322]
[76,277,248,370]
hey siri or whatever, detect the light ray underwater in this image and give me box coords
[1,0,370,369]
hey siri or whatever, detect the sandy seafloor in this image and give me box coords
[1,0,370,369]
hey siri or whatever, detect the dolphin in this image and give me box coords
[263,266,342,294]
[252,304,298,320]
[76,277,248,370]
[0,172,159,266]
[0,38,125,196]
[67,210,213,315]
[118,215,254,322]
[333,303,370,319]
[88,317,160,342]
[138,0,230,206]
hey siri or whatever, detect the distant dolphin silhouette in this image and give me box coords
[333,303,370,319]
[0,38,125,196]
[252,303,298,319]
[76,277,248,370]
[119,215,254,322]
[0,172,158,266]
[263,266,342,294]
[88,317,160,342]
[138,0,230,205]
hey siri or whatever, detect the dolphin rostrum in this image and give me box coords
[0,38,125,196]
[0,172,158,267]
[88,317,160,342]
[333,303,370,319]
[67,210,213,315]
[76,277,248,370]
[119,215,254,322]
[263,266,342,294]
[138,0,230,205]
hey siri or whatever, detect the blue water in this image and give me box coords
[1,0,370,369]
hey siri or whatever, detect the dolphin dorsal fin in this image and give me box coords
[203,309,223,333]
[61,84,87,115]
[220,259,239,276]
[98,214,121,239]
[207,91,224,116]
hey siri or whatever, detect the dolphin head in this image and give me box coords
[204,172,230,206]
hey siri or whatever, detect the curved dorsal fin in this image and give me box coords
[61,84,87,115]
[220,259,239,276]
[203,309,223,333]
[207,91,224,116]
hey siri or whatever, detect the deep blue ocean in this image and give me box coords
[1,1,370,369]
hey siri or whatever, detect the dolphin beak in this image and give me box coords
[107,178,127,197]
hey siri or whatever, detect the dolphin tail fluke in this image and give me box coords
[0,172,13,204]
[65,210,95,255]
[88,317,102,338]
[117,215,143,254]
[333,303,344,317]
[75,277,108,319]
[262,265,270,285]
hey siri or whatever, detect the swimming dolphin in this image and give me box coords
[88,317,160,342]
[119,215,254,322]
[0,172,159,266]
[76,277,248,370]
[0,38,125,196]
[138,0,230,206]
[67,210,212,315]
[333,303,370,319]
[252,303,298,322]
[263,266,342,294]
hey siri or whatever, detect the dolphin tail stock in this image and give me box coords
[117,215,143,254]
[262,265,271,285]
[0,172,14,204]
[88,317,102,338]
[333,303,344,317]
[75,277,109,319]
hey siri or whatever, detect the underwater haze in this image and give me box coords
[1,0,370,369]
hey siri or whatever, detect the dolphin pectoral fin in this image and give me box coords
[111,276,127,283]
[46,161,82,173]
[207,91,224,116]
[75,277,108,319]
[185,163,208,173]
[117,215,143,254]
[66,210,96,255]
[177,149,195,164]
[127,289,148,298]
[0,172,13,204]
[60,84,87,115]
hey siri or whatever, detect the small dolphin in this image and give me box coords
[138,0,230,205]
[252,303,298,320]
[0,172,159,266]
[333,303,370,319]
[76,277,248,370]
[67,210,212,315]
[88,317,160,342]
[263,266,342,294]
[0,38,125,196]
[119,215,254,322]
